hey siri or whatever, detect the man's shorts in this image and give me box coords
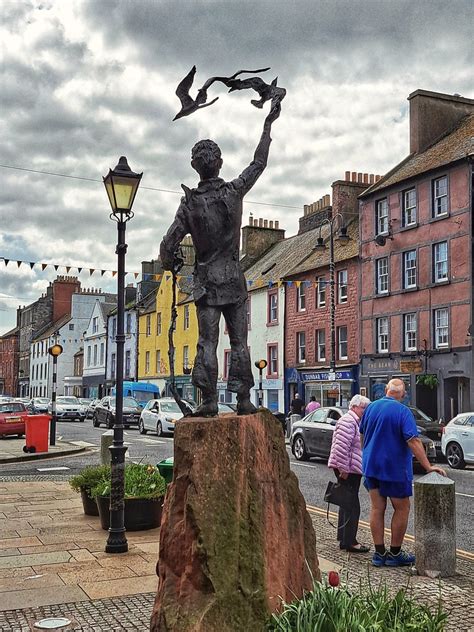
[364,477,412,498]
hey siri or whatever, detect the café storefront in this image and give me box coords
[286,366,359,410]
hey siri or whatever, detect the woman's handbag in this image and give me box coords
[324,480,354,512]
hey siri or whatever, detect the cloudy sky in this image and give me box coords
[1,0,472,334]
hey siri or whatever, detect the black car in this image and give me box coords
[408,406,445,455]
[93,396,142,429]
[291,406,436,469]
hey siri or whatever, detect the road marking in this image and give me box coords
[134,438,168,445]
[68,441,97,447]
[306,504,474,560]
[37,466,70,472]
[455,492,474,499]
[291,462,318,469]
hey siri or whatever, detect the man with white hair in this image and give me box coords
[360,378,446,567]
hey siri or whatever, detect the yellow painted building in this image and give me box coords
[137,267,198,401]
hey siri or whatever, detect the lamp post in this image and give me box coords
[254,359,267,407]
[48,341,63,446]
[103,156,142,554]
[314,214,350,382]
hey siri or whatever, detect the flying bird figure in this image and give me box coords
[173,66,285,121]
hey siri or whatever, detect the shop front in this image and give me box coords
[165,374,197,405]
[301,368,358,408]
[359,357,413,405]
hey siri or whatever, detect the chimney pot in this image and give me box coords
[351,172,357,182]
[357,173,363,182]
[275,220,279,229]
[269,220,274,228]
[363,173,368,183]
[263,219,268,228]
[369,174,375,184]
[375,175,381,182]
[345,171,350,181]
[258,218,263,227]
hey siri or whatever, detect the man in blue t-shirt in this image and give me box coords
[360,378,446,567]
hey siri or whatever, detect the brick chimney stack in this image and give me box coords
[52,276,81,322]
[408,90,474,155]
[298,195,331,234]
[241,215,285,265]
[332,171,381,225]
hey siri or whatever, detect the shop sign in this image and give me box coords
[366,358,399,371]
[302,370,352,382]
[399,360,423,374]
[217,381,227,390]
[261,378,283,389]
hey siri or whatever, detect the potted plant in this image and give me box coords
[91,462,166,531]
[416,374,439,389]
[69,464,111,516]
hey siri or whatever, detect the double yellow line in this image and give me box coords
[306,504,474,562]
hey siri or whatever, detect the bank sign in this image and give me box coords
[302,371,353,382]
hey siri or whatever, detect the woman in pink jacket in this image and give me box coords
[328,394,371,553]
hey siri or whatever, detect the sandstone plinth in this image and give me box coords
[151,410,319,632]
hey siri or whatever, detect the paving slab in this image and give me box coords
[0,550,71,569]
[0,584,88,611]
[0,536,42,550]
[0,572,65,593]
[79,574,158,600]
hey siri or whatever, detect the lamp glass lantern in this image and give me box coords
[103,156,143,216]
[336,225,350,245]
[48,344,63,357]
[314,235,326,253]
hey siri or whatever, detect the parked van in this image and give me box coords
[111,381,160,408]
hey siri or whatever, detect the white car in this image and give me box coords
[139,398,184,436]
[48,396,85,422]
[441,412,474,469]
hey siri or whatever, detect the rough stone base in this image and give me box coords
[151,409,319,632]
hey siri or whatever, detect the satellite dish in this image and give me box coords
[375,234,387,247]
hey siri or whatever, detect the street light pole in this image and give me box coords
[48,341,63,446]
[254,359,268,407]
[103,156,142,554]
[314,213,350,388]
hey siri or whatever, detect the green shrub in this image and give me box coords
[90,463,166,500]
[69,465,111,498]
[267,577,447,631]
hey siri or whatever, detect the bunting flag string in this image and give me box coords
[1,256,341,289]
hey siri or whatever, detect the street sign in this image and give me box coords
[327,372,336,381]
[400,360,423,374]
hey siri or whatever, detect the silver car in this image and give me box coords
[441,413,474,469]
[48,396,85,422]
[139,398,184,436]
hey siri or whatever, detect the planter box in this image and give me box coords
[80,487,99,516]
[96,495,163,531]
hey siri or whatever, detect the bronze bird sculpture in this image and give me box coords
[173,65,220,121]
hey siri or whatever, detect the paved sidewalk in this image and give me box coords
[0,480,472,631]
[0,436,85,464]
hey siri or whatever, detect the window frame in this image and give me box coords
[316,328,326,362]
[375,257,389,295]
[267,289,279,325]
[146,314,151,337]
[337,269,348,304]
[403,313,417,352]
[337,325,348,360]
[376,317,389,354]
[145,350,150,374]
[297,283,306,312]
[316,277,326,307]
[403,249,417,289]
[183,305,190,330]
[183,345,189,370]
[156,350,161,374]
[432,175,448,218]
[375,198,389,235]
[434,308,449,349]
[156,312,162,336]
[223,349,231,380]
[433,241,448,283]
[125,350,131,377]
[296,331,306,364]
[402,188,417,227]
[267,343,278,378]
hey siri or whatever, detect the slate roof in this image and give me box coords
[33,313,72,342]
[361,113,474,197]
[244,219,359,288]
[99,301,117,321]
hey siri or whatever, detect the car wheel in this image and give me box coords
[93,414,100,428]
[293,435,309,461]
[446,442,466,469]
[156,420,163,437]
[107,415,114,430]
[139,419,147,435]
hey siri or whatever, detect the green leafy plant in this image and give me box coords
[69,465,111,499]
[416,374,439,389]
[267,576,447,631]
[91,463,166,500]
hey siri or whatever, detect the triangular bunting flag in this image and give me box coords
[101,270,106,276]
[268,280,274,288]
[112,271,117,277]
[54,265,59,271]
[4,259,9,266]
[77,267,82,273]
[17,260,22,267]
[29,262,35,269]
[89,269,95,275]
[42,263,47,271]
[165,275,171,281]
[134,272,139,279]
[66,266,71,273]
[287,280,293,287]
[247,280,253,286]
[295,280,301,288]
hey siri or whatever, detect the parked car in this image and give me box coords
[78,398,92,417]
[139,398,185,435]
[84,399,100,420]
[93,396,142,429]
[48,396,85,422]
[408,406,445,455]
[290,406,436,470]
[29,397,50,414]
[0,401,29,438]
[441,412,474,469]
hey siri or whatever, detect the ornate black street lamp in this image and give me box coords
[254,359,267,407]
[103,156,142,554]
[314,214,350,375]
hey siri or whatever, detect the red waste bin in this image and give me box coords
[23,415,51,453]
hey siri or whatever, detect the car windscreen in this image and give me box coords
[160,401,181,414]
[133,392,157,403]
[0,403,25,413]
[35,398,50,404]
[123,397,139,407]
[57,397,79,404]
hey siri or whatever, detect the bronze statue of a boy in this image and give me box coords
[160,102,281,416]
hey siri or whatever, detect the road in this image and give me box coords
[3,418,473,553]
